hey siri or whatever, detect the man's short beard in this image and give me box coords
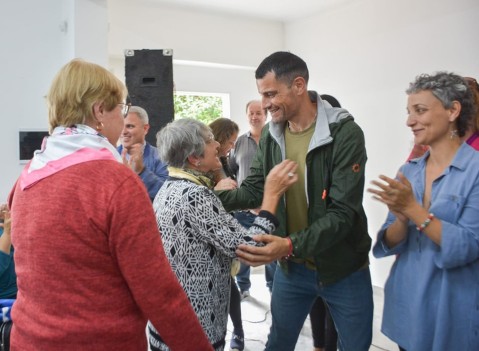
[271,114,287,124]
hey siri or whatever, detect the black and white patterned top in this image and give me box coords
[148,178,278,351]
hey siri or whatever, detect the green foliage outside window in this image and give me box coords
[174,94,223,125]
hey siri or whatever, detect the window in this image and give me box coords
[174,91,230,125]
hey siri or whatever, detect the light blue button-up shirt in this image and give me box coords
[373,142,479,351]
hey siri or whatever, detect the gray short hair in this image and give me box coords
[156,118,213,168]
[129,106,149,124]
[406,72,475,137]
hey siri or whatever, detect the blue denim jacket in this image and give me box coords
[373,142,479,350]
[118,142,168,201]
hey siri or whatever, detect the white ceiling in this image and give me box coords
[144,0,351,22]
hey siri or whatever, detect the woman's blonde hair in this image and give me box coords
[47,59,127,133]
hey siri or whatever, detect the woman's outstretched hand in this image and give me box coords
[260,160,298,215]
[264,159,298,199]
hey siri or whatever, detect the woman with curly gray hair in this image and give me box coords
[368,71,478,351]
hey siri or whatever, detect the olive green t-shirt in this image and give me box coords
[284,122,315,235]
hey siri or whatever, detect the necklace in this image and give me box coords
[288,111,317,132]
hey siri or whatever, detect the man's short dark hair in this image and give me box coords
[255,51,309,86]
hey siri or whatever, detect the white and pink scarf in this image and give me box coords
[20,125,122,190]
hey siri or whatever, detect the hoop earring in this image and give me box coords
[96,121,104,131]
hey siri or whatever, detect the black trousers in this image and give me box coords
[229,277,243,331]
[310,297,337,350]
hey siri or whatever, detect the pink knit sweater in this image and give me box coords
[9,160,212,351]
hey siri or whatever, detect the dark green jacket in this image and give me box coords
[218,92,371,285]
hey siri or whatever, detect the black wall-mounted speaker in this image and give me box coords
[125,49,174,146]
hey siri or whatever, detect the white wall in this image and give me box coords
[284,0,479,287]
[4,0,479,287]
[0,0,108,201]
[74,0,109,66]
[107,0,284,133]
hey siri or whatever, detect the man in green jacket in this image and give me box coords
[217,51,373,351]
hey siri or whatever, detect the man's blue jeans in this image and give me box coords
[234,211,276,293]
[236,261,277,293]
[265,261,373,351]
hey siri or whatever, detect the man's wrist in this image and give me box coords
[283,237,294,259]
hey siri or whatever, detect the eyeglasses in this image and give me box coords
[119,102,131,117]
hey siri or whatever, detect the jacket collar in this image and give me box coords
[268,91,352,153]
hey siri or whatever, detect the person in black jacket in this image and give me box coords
[217,52,373,351]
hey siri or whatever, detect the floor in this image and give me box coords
[226,266,397,351]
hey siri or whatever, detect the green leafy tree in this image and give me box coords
[174,94,223,125]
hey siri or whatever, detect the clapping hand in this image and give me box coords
[368,172,415,222]
[121,143,145,174]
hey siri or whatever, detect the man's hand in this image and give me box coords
[122,143,145,174]
[0,204,12,254]
[214,177,237,191]
[236,234,290,266]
